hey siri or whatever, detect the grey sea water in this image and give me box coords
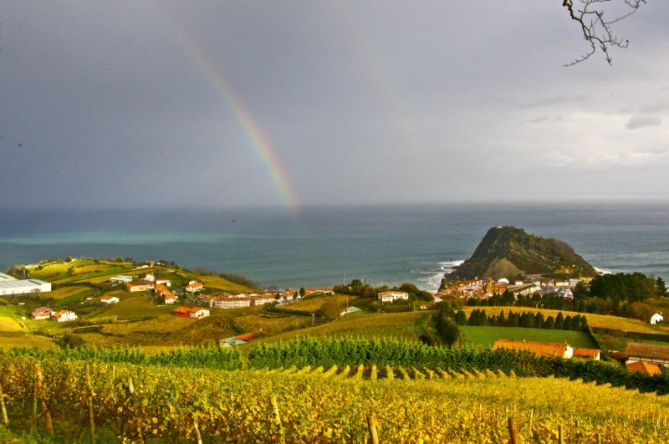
[1,203,668,291]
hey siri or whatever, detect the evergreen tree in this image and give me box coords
[563,316,573,330]
[555,312,565,330]
[455,310,467,326]
[497,311,506,326]
[545,316,555,329]
[509,312,519,327]
[534,312,545,329]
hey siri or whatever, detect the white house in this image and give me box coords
[109,275,133,284]
[377,291,409,303]
[164,294,178,304]
[650,313,664,325]
[52,310,77,322]
[186,280,204,293]
[189,308,210,319]
[100,296,119,304]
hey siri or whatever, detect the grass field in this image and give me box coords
[460,325,597,348]
[462,306,669,335]
[257,311,431,344]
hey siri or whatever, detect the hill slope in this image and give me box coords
[449,226,597,280]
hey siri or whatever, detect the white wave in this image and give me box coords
[415,259,465,292]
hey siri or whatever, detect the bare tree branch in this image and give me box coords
[563,0,647,66]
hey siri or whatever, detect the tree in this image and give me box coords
[555,312,565,330]
[455,310,467,326]
[434,306,461,347]
[657,277,667,296]
[562,0,648,66]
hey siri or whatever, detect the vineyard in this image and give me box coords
[0,355,667,443]
[5,338,669,395]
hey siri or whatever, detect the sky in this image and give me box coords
[1,0,668,210]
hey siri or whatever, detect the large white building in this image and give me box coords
[0,273,51,296]
[377,291,409,303]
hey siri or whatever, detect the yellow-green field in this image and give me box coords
[462,306,669,334]
[257,311,431,344]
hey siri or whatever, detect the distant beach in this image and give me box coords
[1,203,669,291]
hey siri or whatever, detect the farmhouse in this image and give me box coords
[109,275,133,284]
[0,274,51,296]
[626,360,663,376]
[164,293,178,304]
[572,348,601,360]
[377,291,409,303]
[173,306,210,319]
[186,280,204,293]
[100,295,119,304]
[52,310,77,322]
[126,281,154,292]
[624,342,669,366]
[31,307,53,320]
[492,339,574,359]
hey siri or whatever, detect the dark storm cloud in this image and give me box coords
[1,0,668,208]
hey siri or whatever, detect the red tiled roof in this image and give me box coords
[573,348,601,358]
[234,333,256,342]
[626,360,662,376]
[624,342,669,361]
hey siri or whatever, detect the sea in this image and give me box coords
[1,202,668,292]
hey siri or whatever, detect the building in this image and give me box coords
[378,291,409,303]
[100,296,119,304]
[252,294,275,306]
[210,297,252,309]
[164,294,178,304]
[340,306,362,316]
[650,313,664,325]
[173,306,210,319]
[572,348,601,360]
[626,360,663,376]
[31,307,53,320]
[109,275,133,284]
[624,342,669,366]
[126,281,154,292]
[52,310,77,322]
[492,339,574,359]
[304,287,334,296]
[0,275,51,296]
[186,280,204,293]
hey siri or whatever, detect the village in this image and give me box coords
[437,275,588,300]
[3,258,667,379]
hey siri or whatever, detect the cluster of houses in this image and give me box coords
[31,307,77,322]
[439,276,588,300]
[492,339,669,376]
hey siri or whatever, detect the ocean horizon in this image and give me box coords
[1,202,669,291]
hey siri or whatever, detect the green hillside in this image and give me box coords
[450,226,597,280]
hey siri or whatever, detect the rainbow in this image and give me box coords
[152,3,300,215]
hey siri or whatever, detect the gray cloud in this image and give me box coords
[627,115,662,130]
[1,0,669,208]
